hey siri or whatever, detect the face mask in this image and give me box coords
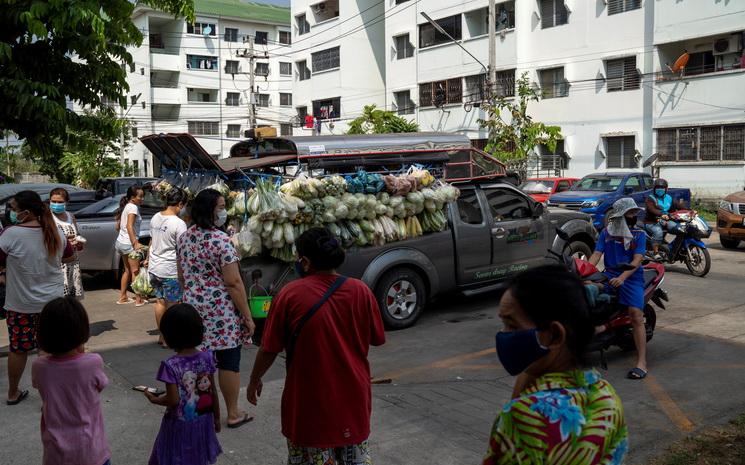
[214,209,228,227]
[50,202,66,214]
[625,216,637,227]
[495,329,550,376]
[654,189,666,198]
[294,259,307,278]
[9,210,19,224]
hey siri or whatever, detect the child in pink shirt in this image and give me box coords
[32,297,111,465]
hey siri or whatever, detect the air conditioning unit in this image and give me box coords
[713,36,742,56]
[312,2,326,12]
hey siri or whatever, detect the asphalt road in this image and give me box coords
[1,232,744,464]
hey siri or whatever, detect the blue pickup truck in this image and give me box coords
[546,171,691,230]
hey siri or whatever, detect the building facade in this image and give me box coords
[78,0,293,176]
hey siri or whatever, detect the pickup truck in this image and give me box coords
[519,177,579,203]
[547,171,691,230]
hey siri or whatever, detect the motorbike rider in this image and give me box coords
[643,178,680,260]
[589,198,648,380]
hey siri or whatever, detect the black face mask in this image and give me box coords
[625,216,637,227]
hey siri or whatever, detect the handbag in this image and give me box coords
[285,276,347,367]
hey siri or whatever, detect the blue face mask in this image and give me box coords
[654,189,666,198]
[9,210,19,224]
[50,202,66,214]
[495,329,550,376]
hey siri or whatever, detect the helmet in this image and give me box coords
[653,178,668,189]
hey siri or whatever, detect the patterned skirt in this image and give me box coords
[62,260,84,299]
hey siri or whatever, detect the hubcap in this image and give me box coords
[386,280,417,320]
[688,246,704,271]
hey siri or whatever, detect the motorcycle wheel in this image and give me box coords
[617,304,657,351]
[684,244,711,277]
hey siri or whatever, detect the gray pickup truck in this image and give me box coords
[242,181,597,329]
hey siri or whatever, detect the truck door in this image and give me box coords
[481,186,548,277]
[451,186,495,284]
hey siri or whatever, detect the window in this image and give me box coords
[484,188,532,221]
[686,51,716,76]
[255,31,268,45]
[188,121,219,135]
[608,0,641,15]
[225,60,239,74]
[556,180,571,193]
[257,94,270,107]
[606,56,639,92]
[539,67,568,98]
[279,30,291,45]
[394,34,414,60]
[226,124,241,138]
[419,14,462,49]
[465,74,486,103]
[255,62,269,76]
[226,92,240,106]
[280,62,292,76]
[188,89,217,102]
[540,0,568,29]
[419,78,462,107]
[312,46,340,73]
[131,127,138,138]
[297,106,308,120]
[464,8,488,37]
[395,0,411,4]
[394,90,415,115]
[606,136,637,168]
[658,125,745,162]
[539,140,567,171]
[313,97,340,120]
[297,60,311,81]
[496,1,516,31]
[280,93,292,107]
[296,14,310,35]
[457,190,483,225]
[187,22,216,36]
[625,176,643,192]
[494,69,516,97]
[224,27,238,42]
[187,55,218,70]
[280,123,292,136]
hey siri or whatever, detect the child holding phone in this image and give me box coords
[32,298,111,465]
[144,303,222,465]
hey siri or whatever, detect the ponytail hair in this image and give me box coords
[115,185,143,223]
[14,190,61,259]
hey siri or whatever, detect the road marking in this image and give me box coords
[372,348,495,382]
[645,374,695,433]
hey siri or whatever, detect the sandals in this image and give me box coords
[135,300,149,308]
[227,413,254,429]
[627,367,648,380]
[115,298,135,305]
[6,389,29,405]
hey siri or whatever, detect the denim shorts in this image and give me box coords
[115,241,134,255]
[215,346,242,372]
[149,274,182,303]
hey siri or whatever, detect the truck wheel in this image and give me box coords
[720,236,741,249]
[375,268,427,330]
[565,240,592,261]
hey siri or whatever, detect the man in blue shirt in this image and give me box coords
[589,198,648,380]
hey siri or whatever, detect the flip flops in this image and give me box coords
[115,298,135,305]
[6,389,29,405]
[227,413,254,429]
[627,367,648,380]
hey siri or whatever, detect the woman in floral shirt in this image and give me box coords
[177,189,256,429]
[485,265,628,465]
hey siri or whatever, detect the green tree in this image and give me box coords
[478,72,562,162]
[0,0,195,179]
[347,105,420,135]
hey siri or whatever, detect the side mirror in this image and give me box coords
[533,202,545,218]
[624,186,634,195]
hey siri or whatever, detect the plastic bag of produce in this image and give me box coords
[132,267,153,296]
[322,176,347,197]
[248,178,283,222]
[383,175,413,196]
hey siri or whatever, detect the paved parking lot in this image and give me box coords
[1,233,744,464]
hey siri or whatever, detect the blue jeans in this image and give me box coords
[645,220,680,245]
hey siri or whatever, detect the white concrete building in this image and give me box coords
[291,0,745,199]
[80,1,293,176]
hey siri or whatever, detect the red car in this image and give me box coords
[519,177,579,203]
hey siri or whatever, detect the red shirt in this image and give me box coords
[262,274,386,448]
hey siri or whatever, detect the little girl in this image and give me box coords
[144,303,222,465]
[32,297,111,465]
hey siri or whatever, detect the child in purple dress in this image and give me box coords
[144,304,222,465]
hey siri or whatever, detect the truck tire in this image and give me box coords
[565,240,592,261]
[720,236,741,249]
[374,267,427,330]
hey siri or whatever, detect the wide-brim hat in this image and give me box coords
[608,197,642,219]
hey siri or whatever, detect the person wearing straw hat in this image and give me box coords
[588,198,648,380]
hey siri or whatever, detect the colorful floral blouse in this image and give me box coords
[483,369,628,465]
[177,226,248,351]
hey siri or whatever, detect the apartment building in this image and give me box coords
[83,0,292,175]
[289,0,386,135]
[357,0,745,199]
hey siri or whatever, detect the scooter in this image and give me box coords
[645,209,712,277]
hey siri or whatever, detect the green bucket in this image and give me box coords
[249,285,272,319]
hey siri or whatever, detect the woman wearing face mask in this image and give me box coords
[49,188,85,299]
[115,185,146,306]
[0,191,73,405]
[148,187,188,347]
[643,178,680,260]
[589,197,648,380]
[484,265,627,465]
[177,188,256,428]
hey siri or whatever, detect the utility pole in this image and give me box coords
[488,0,496,98]
[119,104,126,177]
[247,36,257,129]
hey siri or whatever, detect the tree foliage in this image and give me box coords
[478,72,562,162]
[0,0,195,178]
[347,105,420,135]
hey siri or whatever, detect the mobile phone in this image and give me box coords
[133,385,165,396]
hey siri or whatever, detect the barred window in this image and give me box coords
[313,97,340,120]
[540,0,568,29]
[657,129,676,161]
[465,74,486,103]
[678,128,697,161]
[723,125,745,161]
[699,126,721,161]
[280,62,292,76]
[188,121,219,136]
[225,92,240,106]
[419,78,462,107]
[226,124,241,138]
[539,140,567,171]
[280,93,292,107]
[280,123,292,136]
[606,136,637,169]
[494,69,516,98]
[312,46,340,73]
[656,125,745,162]
[606,57,640,92]
[608,0,641,15]
[419,14,462,48]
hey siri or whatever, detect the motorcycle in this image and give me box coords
[645,209,712,277]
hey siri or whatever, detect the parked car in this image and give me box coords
[0,183,88,226]
[94,177,159,200]
[547,171,691,230]
[717,190,745,249]
[519,177,579,203]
